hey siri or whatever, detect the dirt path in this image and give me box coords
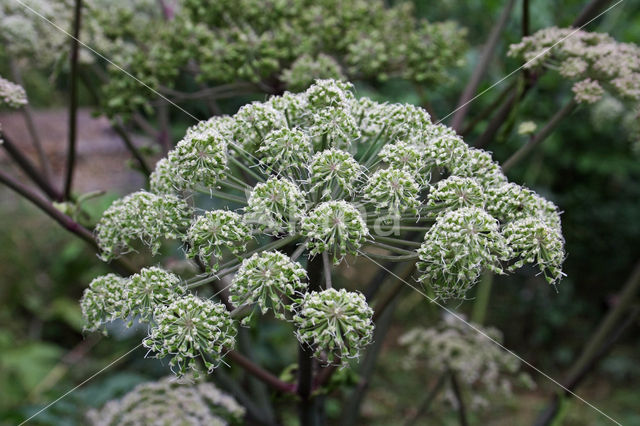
[0,108,151,196]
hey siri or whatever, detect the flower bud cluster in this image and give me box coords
[245,177,306,232]
[418,208,511,300]
[80,267,185,330]
[144,294,236,375]
[86,375,245,426]
[186,210,252,271]
[230,251,307,323]
[294,288,373,365]
[302,200,369,264]
[95,191,191,260]
[167,128,228,190]
[363,168,421,216]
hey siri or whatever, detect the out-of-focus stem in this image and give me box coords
[10,59,53,180]
[471,271,493,324]
[450,372,469,426]
[64,0,83,200]
[502,100,576,172]
[1,134,63,201]
[450,0,517,132]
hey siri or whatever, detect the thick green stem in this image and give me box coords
[471,271,493,324]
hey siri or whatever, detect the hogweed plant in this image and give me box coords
[79,79,566,421]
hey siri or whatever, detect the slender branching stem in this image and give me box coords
[10,59,52,180]
[298,256,323,426]
[0,134,63,201]
[502,100,576,172]
[449,371,469,426]
[372,235,422,248]
[367,240,416,256]
[404,372,449,426]
[0,169,135,275]
[111,120,152,176]
[227,350,296,394]
[450,0,516,132]
[64,0,83,200]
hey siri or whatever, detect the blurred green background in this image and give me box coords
[1,0,639,424]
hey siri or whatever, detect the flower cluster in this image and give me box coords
[301,200,369,264]
[230,251,307,323]
[80,267,185,331]
[80,274,127,332]
[509,27,640,105]
[282,54,346,92]
[86,79,565,375]
[245,177,306,232]
[186,210,252,271]
[95,0,466,117]
[86,375,245,426]
[144,295,237,374]
[417,208,511,300]
[95,191,191,260]
[0,76,27,108]
[399,314,534,411]
[294,288,374,365]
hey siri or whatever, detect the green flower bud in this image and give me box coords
[294,288,374,365]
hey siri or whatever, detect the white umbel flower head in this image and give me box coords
[302,200,369,263]
[230,251,307,324]
[186,210,252,272]
[232,102,286,151]
[144,295,236,375]
[294,288,374,365]
[418,207,511,300]
[305,79,354,109]
[400,314,530,411]
[80,274,127,332]
[0,76,27,108]
[95,191,191,261]
[245,177,306,232]
[149,158,177,195]
[86,376,245,426]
